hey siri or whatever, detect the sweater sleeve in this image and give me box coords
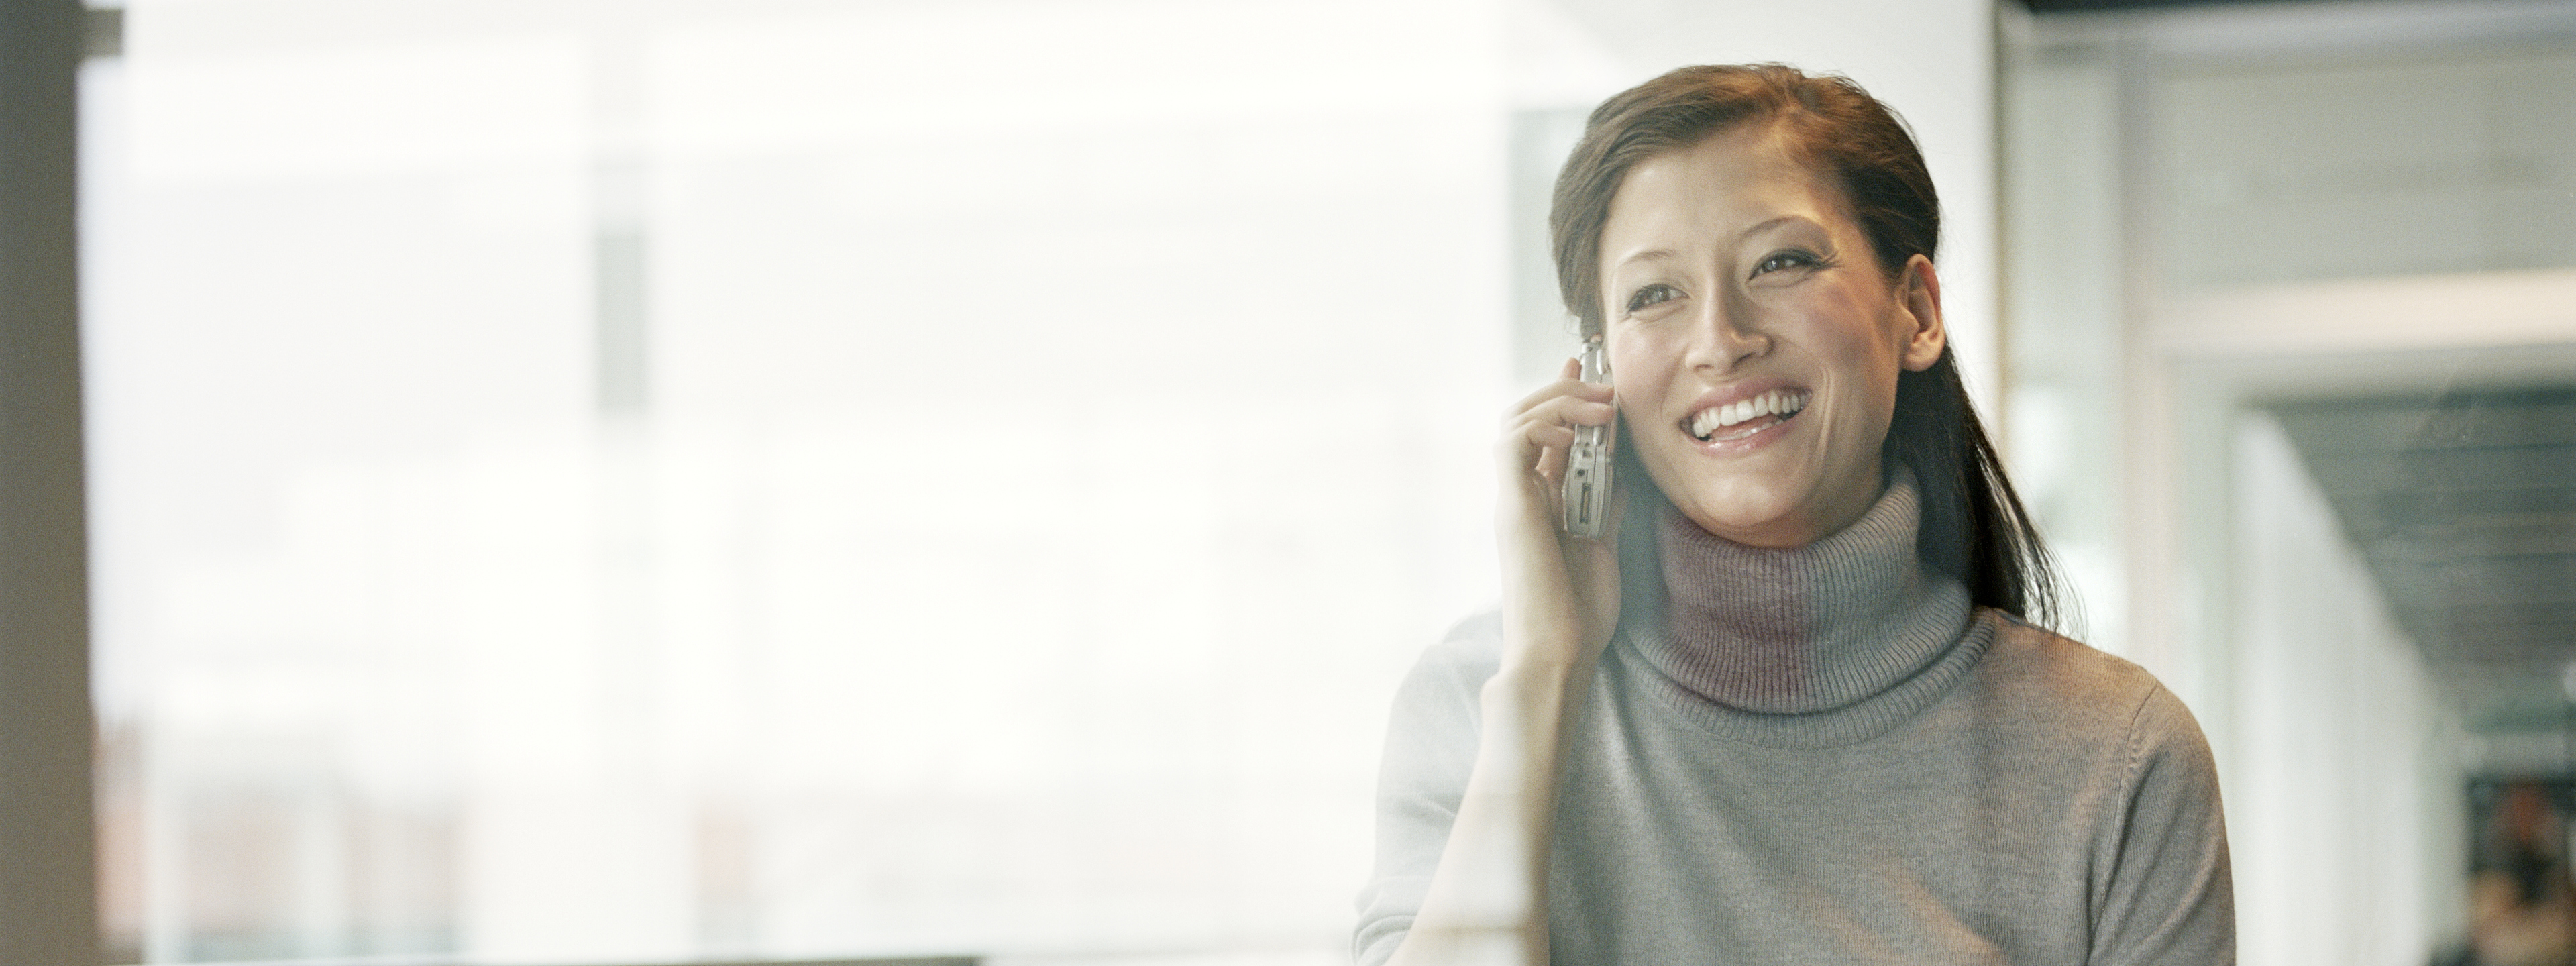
[1351,614,1499,966]
[2090,684,2237,965]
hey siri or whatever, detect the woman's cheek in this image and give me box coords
[1609,331,1676,390]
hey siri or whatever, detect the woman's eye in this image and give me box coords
[1625,284,1681,313]
[1752,250,1821,277]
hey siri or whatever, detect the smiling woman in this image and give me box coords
[1355,64,2235,965]
[1597,123,1944,549]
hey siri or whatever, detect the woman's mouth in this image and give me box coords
[1684,388,1811,443]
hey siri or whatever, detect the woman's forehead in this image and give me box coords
[1603,126,1856,252]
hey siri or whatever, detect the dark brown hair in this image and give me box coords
[1552,63,2064,627]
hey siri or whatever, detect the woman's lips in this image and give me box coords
[1706,411,1789,442]
[1688,405,1801,455]
[1682,387,1812,441]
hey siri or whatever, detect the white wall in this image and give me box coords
[2229,412,2465,966]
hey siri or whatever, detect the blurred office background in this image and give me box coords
[54,0,2576,963]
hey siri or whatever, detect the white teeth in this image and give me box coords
[1686,389,1811,441]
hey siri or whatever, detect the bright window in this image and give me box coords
[87,1,1513,961]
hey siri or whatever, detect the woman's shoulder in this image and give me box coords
[1373,611,1511,797]
[1425,608,1505,659]
[1392,609,1506,708]
[1970,608,2212,754]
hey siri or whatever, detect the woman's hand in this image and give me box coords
[1495,357,1626,674]
[1385,360,1629,966]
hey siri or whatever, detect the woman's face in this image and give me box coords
[1599,123,1946,548]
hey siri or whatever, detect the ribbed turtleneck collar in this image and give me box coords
[1617,471,1990,749]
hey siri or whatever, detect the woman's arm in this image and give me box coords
[2088,686,2235,965]
[1380,360,1625,966]
[1380,658,1593,965]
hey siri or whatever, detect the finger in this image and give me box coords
[1521,394,1617,429]
[1499,396,1611,467]
[1505,368,1614,420]
[1498,407,1593,465]
[1534,443,1566,485]
[1563,356,1613,400]
[1522,422,1578,451]
[1495,421,1577,477]
[1504,380,1575,419]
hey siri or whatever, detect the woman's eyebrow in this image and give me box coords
[1739,214,1819,239]
[1614,247,1680,268]
[1614,215,1826,271]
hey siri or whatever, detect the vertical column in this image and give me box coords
[594,7,649,420]
[0,1,103,964]
[458,5,692,960]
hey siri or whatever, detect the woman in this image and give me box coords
[1355,65,2232,965]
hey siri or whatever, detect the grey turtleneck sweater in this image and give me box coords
[1354,479,2233,965]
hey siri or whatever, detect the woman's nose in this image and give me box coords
[1684,297,1769,374]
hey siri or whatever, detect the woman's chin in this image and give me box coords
[1665,490,1817,549]
[1648,447,1888,549]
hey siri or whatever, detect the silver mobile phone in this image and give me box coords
[1561,335,1615,538]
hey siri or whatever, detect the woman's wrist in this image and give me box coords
[1480,656,1597,734]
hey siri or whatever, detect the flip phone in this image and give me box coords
[1561,335,1615,538]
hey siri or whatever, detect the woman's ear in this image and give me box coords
[1894,254,1947,372]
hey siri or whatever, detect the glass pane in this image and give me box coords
[87,1,1512,961]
